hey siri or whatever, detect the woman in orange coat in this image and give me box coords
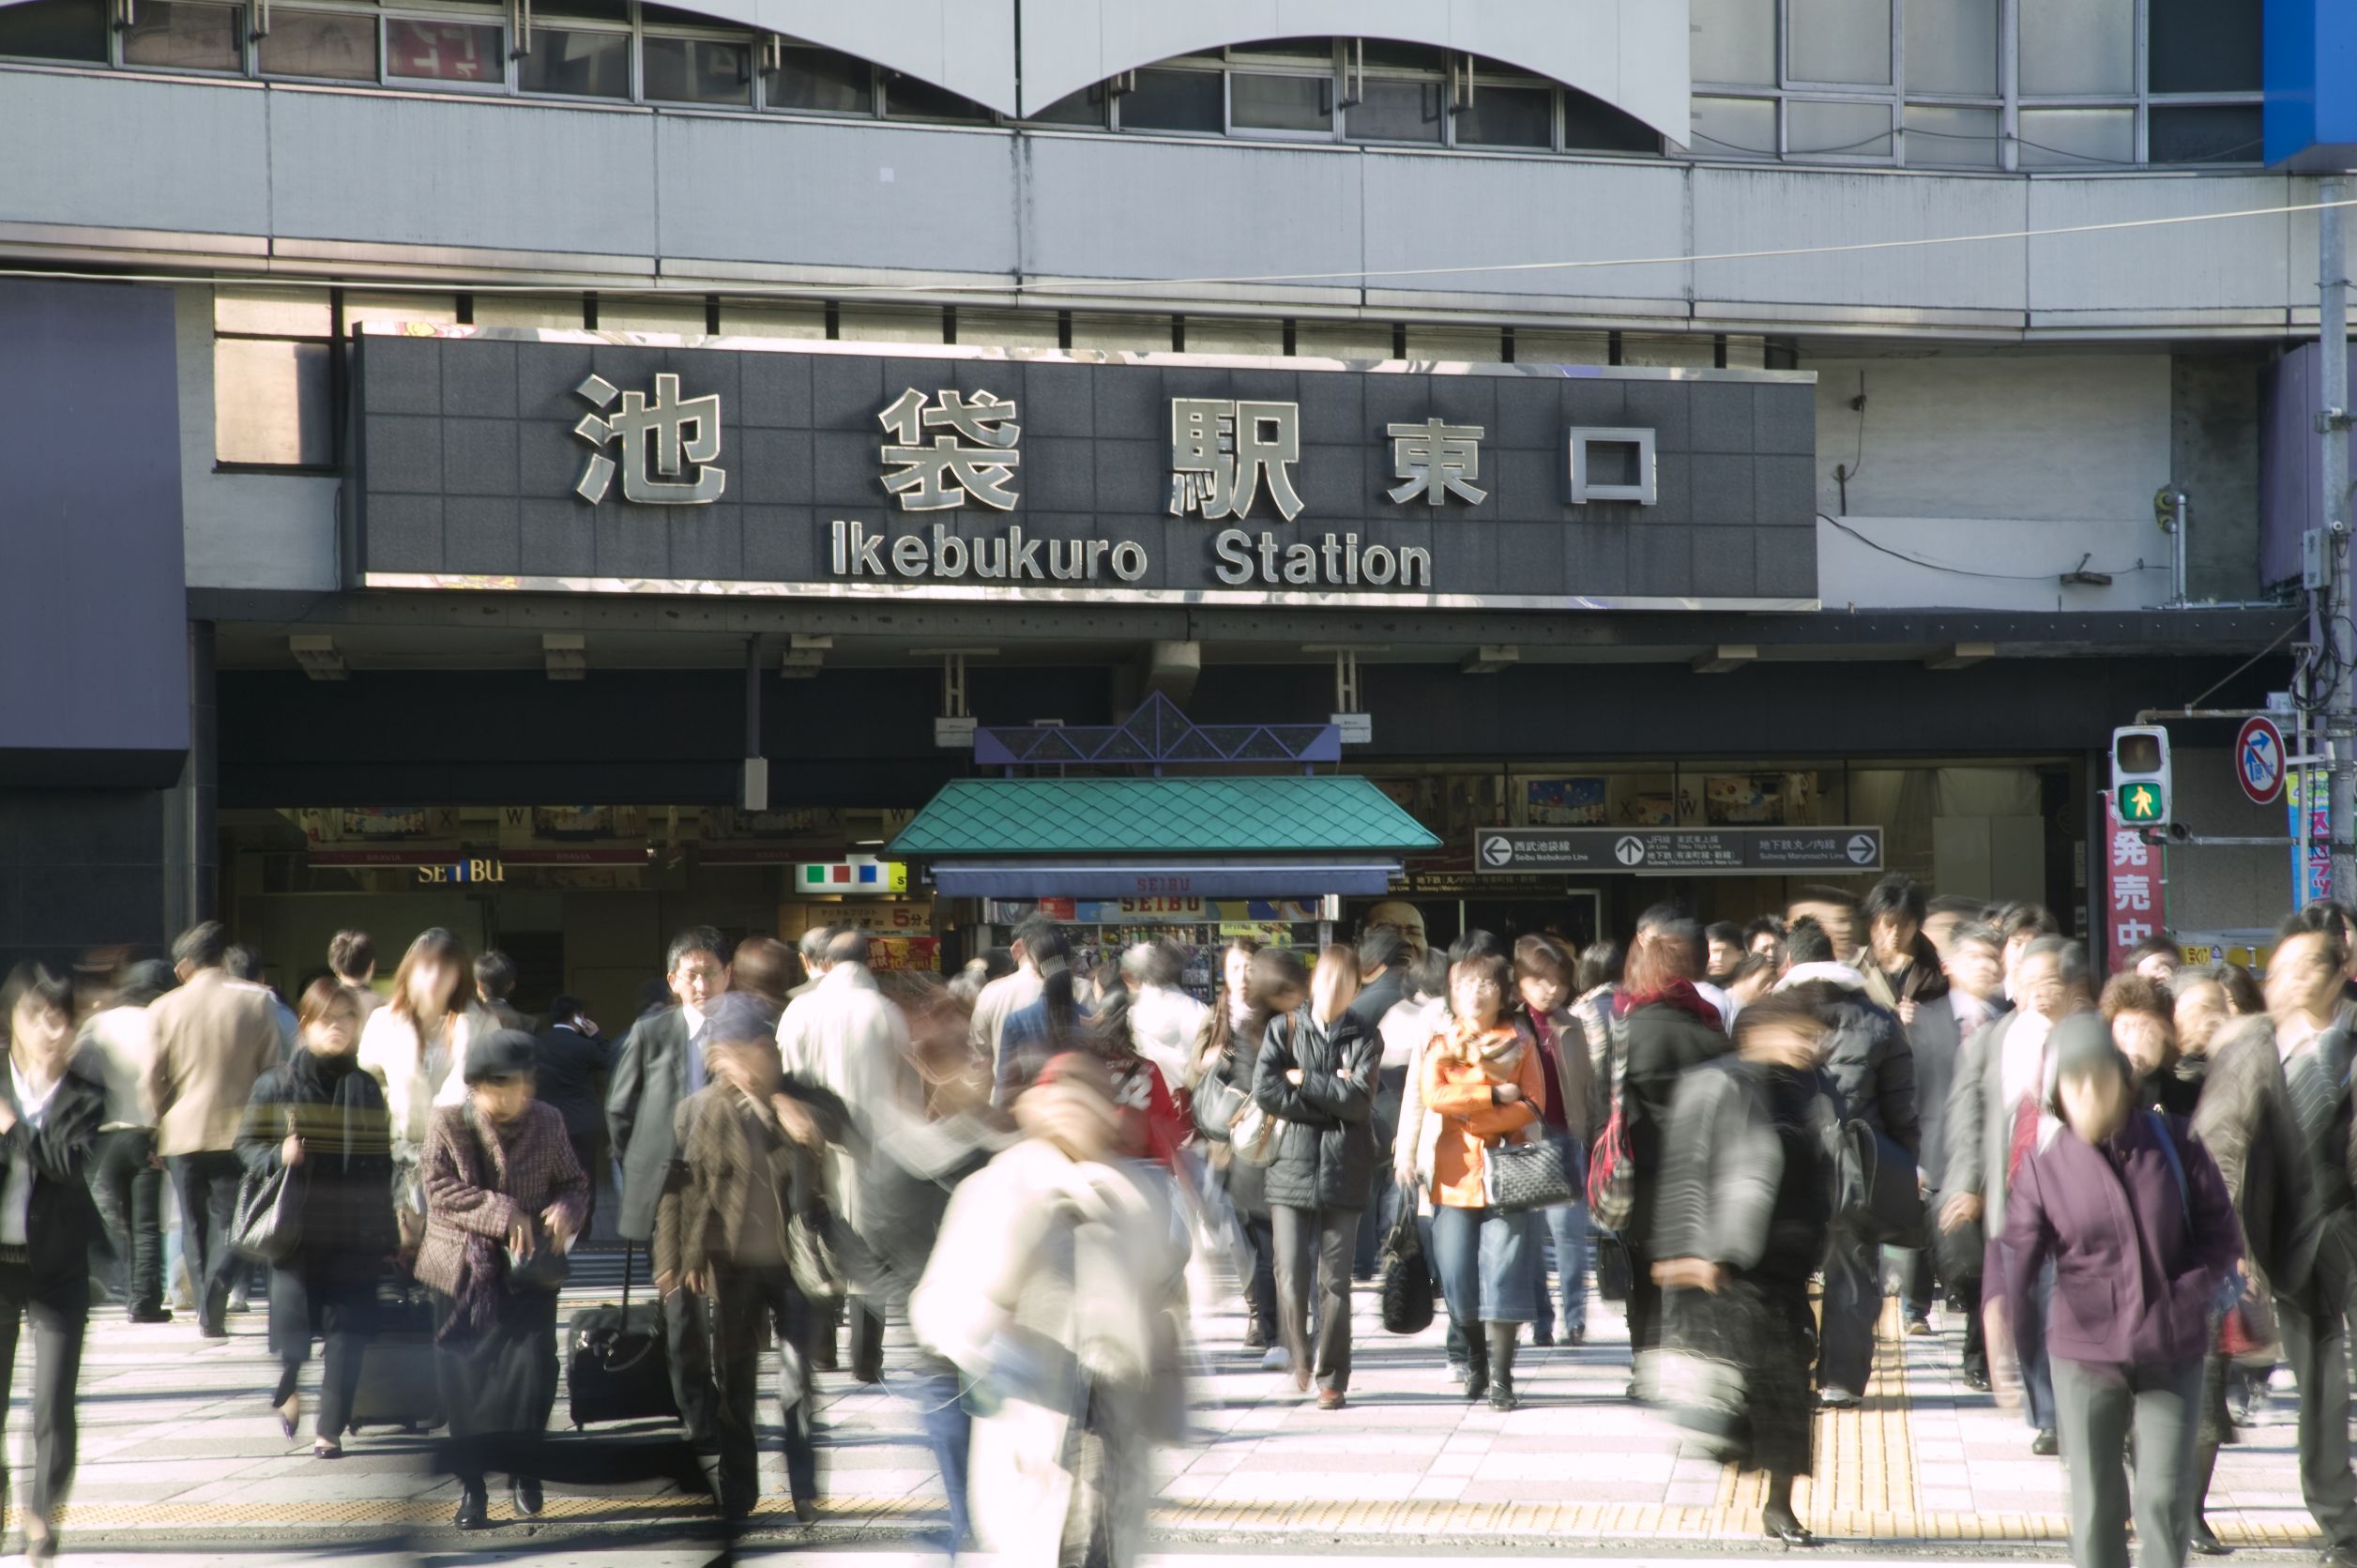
[1420,950,1545,1410]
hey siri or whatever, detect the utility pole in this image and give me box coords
[2324,174,2355,904]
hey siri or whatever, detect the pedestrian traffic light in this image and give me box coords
[2111,725,2171,827]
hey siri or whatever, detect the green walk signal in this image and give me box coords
[2119,783,2165,824]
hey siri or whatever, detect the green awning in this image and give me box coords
[889,775,1440,899]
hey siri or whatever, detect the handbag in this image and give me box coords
[1592,1230,1634,1302]
[507,1230,571,1291]
[1588,1100,1636,1230]
[233,1162,306,1264]
[789,1199,847,1302]
[1225,1101,1284,1167]
[1832,1117,1924,1247]
[1376,1197,1436,1335]
[1482,1134,1582,1214]
[1637,1286,1749,1462]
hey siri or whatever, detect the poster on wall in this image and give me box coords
[2103,794,2164,973]
[1525,779,1607,826]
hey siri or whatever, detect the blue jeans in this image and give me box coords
[1527,1203,1589,1338]
[1430,1204,1534,1327]
[909,1366,970,1546]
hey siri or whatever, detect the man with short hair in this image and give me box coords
[145,921,283,1337]
[1942,934,2091,1455]
[327,929,382,1017]
[2253,911,2357,1567]
[968,917,1053,1088]
[475,951,525,1031]
[1787,886,1860,964]
[607,925,730,1444]
[787,927,832,1002]
[1900,921,2006,1376]
[1703,922,1744,987]
[1775,916,1918,1408]
[536,994,612,1233]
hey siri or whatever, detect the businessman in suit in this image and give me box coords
[1899,921,2007,1388]
[607,926,729,1446]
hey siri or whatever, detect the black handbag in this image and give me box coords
[1934,1210,1984,1288]
[1592,1229,1634,1302]
[1834,1118,1925,1248]
[232,1163,305,1265]
[1377,1199,1436,1335]
[1482,1134,1583,1214]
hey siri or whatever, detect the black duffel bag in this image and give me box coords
[1833,1118,1926,1249]
[567,1242,680,1428]
[1377,1195,1436,1336]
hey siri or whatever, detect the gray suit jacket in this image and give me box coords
[1942,1007,2053,1235]
[605,1005,693,1243]
[1909,997,1965,1187]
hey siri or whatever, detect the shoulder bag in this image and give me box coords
[1832,1115,1925,1248]
[1588,1099,1636,1230]
[233,1160,306,1265]
[1376,1196,1436,1335]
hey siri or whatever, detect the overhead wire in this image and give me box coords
[0,193,2350,301]
[1817,513,2164,583]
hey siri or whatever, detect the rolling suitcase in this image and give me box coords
[567,1241,679,1427]
[346,1285,445,1434]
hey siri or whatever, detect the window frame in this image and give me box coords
[210,285,347,476]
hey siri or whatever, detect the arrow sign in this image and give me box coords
[2236,715,2286,807]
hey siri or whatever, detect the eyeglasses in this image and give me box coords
[1459,979,1503,995]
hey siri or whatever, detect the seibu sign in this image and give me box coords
[349,327,1818,611]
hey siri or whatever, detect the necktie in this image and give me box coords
[685,1020,708,1097]
[2288,1043,2336,1148]
[2005,1022,2049,1186]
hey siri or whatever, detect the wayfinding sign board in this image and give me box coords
[1475,826,1883,876]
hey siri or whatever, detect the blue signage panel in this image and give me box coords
[2267,0,2357,171]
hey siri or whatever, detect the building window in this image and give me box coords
[1120,67,1222,133]
[518,27,629,99]
[385,18,503,85]
[764,43,871,114]
[1457,84,1551,147]
[1229,69,1333,134]
[122,0,241,71]
[213,288,337,471]
[880,70,989,121]
[257,10,377,81]
[643,34,748,105]
[0,0,106,63]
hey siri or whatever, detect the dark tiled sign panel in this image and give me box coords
[349,327,1817,610]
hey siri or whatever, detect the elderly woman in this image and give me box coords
[2003,1016,2242,1568]
[413,1029,588,1530]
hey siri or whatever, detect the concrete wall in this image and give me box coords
[175,287,340,593]
[0,68,2320,341]
[2172,352,2268,602]
[1809,351,2182,611]
[2165,744,2296,938]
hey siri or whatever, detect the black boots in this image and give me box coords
[1459,1321,1490,1401]
[1486,1324,1519,1412]
[454,1481,489,1530]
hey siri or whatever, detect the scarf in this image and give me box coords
[1614,978,1725,1030]
[283,1048,391,1168]
[1437,1017,1525,1075]
[437,1104,529,1344]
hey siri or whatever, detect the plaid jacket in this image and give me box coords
[412,1099,587,1300]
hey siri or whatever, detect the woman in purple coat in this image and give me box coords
[2001,1016,2243,1568]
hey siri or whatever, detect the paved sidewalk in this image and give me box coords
[12,1277,2330,1553]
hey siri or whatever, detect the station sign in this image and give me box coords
[349,329,1819,613]
[1474,826,1882,876]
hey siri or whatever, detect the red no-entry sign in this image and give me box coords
[2236,715,2287,806]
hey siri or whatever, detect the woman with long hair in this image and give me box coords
[236,979,397,1456]
[1255,945,1376,1408]
[357,929,488,1245]
[1617,907,1730,1362]
[1514,935,1596,1348]
[1420,950,1545,1410]
[1188,936,1281,1357]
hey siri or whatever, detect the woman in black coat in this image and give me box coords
[1255,945,1377,1408]
[1189,936,1280,1353]
[1618,909,1732,1362]
[0,962,105,1564]
[236,978,398,1457]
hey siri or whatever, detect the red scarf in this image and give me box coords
[1614,979,1724,1032]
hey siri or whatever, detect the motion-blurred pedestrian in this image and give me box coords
[74,959,173,1322]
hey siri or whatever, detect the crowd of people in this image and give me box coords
[0,878,2351,1568]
